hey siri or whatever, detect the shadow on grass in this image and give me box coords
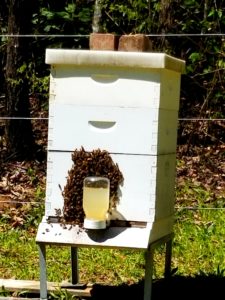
[90,275,225,300]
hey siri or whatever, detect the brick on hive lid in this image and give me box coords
[89,33,118,50]
[118,34,153,52]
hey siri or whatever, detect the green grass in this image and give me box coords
[0,223,146,284]
[172,209,225,276]
[1,179,225,286]
[1,208,225,285]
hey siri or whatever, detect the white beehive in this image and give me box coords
[36,49,185,249]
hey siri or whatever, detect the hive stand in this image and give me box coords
[36,49,185,300]
[37,234,173,300]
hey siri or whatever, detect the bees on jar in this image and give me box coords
[62,147,123,227]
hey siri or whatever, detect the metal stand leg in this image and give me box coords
[164,238,173,278]
[71,247,79,284]
[61,247,86,290]
[143,235,173,300]
[38,243,48,300]
[144,247,154,300]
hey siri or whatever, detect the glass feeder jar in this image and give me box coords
[83,176,110,229]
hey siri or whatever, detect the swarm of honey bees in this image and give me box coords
[62,147,123,226]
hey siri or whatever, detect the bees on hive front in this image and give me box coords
[62,147,123,227]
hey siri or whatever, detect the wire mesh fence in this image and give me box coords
[0,34,224,211]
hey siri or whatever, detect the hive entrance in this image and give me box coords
[62,147,123,226]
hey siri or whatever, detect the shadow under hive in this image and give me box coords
[62,147,123,225]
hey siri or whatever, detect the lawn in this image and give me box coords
[1,206,225,285]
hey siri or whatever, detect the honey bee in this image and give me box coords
[55,208,61,217]
[62,147,123,227]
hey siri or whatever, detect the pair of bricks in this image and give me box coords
[89,33,152,52]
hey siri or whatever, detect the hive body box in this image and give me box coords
[36,49,185,249]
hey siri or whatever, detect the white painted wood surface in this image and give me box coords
[36,217,173,249]
[46,49,185,74]
[48,64,182,112]
[48,104,178,155]
[45,152,176,222]
[36,49,184,248]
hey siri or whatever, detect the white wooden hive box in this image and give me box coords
[36,50,185,248]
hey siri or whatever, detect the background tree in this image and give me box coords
[1,0,225,159]
[4,0,38,160]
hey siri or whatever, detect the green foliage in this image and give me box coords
[17,62,49,101]
[49,287,77,300]
[0,286,10,297]
[1,0,225,121]
[23,202,45,229]
[100,0,153,34]
[32,1,93,37]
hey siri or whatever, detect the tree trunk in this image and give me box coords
[5,0,36,160]
[159,0,171,48]
[92,0,102,33]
